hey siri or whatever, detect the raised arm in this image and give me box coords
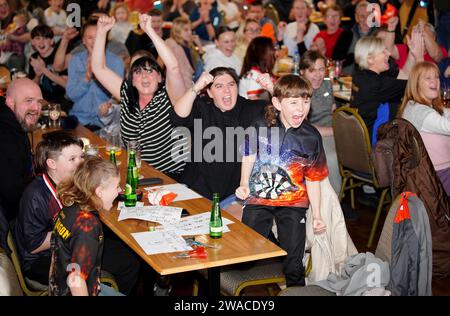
[173,72,213,118]
[398,27,424,80]
[139,14,186,103]
[91,16,122,101]
[423,23,443,63]
[53,27,78,72]
[382,17,399,59]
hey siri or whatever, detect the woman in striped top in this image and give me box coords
[91,14,187,178]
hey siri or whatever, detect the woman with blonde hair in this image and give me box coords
[352,34,424,140]
[398,61,450,195]
[234,19,261,62]
[165,17,204,89]
[108,2,134,44]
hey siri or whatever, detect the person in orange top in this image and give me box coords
[125,0,154,14]
[246,0,276,43]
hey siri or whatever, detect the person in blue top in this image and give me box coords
[189,0,221,42]
[66,16,124,131]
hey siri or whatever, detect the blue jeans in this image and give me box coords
[99,283,125,296]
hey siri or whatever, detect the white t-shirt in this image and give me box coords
[109,22,134,44]
[44,8,67,42]
[283,22,320,56]
[239,68,270,100]
[204,48,242,75]
[217,1,240,30]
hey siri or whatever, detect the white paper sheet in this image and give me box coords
[118,206,183,224]
[117,201,144,210]
[131,230,192,255]
[161,212,233,236]
[144,183,202,202]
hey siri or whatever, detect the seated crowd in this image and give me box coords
[0,0,449,296]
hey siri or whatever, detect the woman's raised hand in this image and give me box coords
[407,26,424,61]
[97,16,115,35]
[139,14,154,35]
[256,73,274,95]
[193,72,214,93]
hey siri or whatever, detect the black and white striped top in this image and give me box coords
[120,81,187,174]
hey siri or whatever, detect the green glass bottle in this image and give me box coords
[209,193,222,239]
[128,149,139,188]
[124,164,137,207]
[109,149,117,166]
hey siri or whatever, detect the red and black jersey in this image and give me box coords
[242,117,328,208]
[14,174,62,273]
[49,204,103,296]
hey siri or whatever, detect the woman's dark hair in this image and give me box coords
[240,36,275,77]
[299,50,327,71]
[207,67,239,89]
[125,56,165,114]
[35,130,84,174]
[202,67,239,103]
[81,16,99,38]
[215,26,233,40]
[31,24,54,39]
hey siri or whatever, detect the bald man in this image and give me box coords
[0,78,43,221]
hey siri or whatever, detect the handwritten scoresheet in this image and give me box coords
[144,183,202,201]
[162,212,234,236]
[117,201,144,210]
[131,230,192,255]
[118,206,183,225]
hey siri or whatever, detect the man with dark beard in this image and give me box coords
[0,78,43,221]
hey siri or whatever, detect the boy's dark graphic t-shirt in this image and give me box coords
[242,118,328,208]
[49,204,103,296]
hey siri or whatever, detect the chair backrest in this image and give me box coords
[264,3,280,26]
[6,232,47,296]
[332,106,375,179]
[0,248,23,296]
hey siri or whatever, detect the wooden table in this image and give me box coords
[332,77,352,103]
[31,125,287,295]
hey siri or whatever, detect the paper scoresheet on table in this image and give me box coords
[117,201,144,210]
[118,206,182,225]
[144,183,202,201]
[162,212,234,236]
[131,230,192,255]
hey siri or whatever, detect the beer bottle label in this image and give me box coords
[210,226,223,233]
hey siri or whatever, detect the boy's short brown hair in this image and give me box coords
[273,74,313,101]
[265,75,312,126]
[35,130,84,174]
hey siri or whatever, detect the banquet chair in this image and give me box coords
[332,106,390,247]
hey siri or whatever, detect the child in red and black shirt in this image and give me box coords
[49,157,122,296]
[236,75,328,287]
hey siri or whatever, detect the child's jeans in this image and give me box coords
[242,204,307,287]
[99,283,125,296]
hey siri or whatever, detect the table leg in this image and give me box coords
[207,267,220,296]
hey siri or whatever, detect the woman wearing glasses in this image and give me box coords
[91,14,187,180]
